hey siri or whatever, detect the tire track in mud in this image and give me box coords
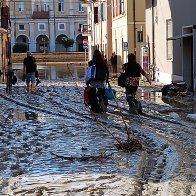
[106,102,195,194]
[119,109,195,195]
[0,87,195,195]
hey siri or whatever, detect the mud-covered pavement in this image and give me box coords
[0,65,195,195]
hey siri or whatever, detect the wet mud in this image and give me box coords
[0,64,195,195]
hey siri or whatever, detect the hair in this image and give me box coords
[128,53,136,63]
[93,49,105,66]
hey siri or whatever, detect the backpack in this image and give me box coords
[118,72,127,87]
[85,61,96,83]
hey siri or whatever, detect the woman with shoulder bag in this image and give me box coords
[122,53,151,114]
[85,49,109,113]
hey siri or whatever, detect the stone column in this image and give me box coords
[69,0,75,51]
[49,21,55,52]
[29,23,36,52]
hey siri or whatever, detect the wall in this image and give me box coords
[11,52,86,63]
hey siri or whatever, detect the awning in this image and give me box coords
[167,33,193,40]
[0,27,7,34]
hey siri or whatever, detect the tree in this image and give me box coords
[13,43,28,53]
[58,36,74,49]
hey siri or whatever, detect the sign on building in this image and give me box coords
[123,42,129,51]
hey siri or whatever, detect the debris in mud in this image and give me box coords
[116,138,143,152]
[161,81,188,96]
[51,151,109,162]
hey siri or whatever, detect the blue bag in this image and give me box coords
[105,84,116,100]
[85,61,96,83]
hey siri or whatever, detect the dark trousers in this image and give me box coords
[89,88,108,113]
[125,85,142,114]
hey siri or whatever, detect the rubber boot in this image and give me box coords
[31,83,35,93]
[26,83,30,92]
[127,95,143,114]
[126,95,137,114]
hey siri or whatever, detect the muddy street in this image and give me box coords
[0,64,195,195]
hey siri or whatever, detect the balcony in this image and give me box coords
[32,11,49,19]
[81,24,92,36]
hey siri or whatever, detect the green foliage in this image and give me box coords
[59,37,74,48]
[13,43,28,53]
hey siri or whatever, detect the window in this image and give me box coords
[120,0,125,15]
[101,2,106,21]
[166,19,173,60]
[58,23,65,30]
[78,1,84,12]
[19,24,25,31]
[36,5,39,11]
[113,0,125,18]
[113,0,116,18]
[94,7,98,23]
[58,0,64,12]
[38,23,46,31]
[18,2,24,12]
[78,23,83,32]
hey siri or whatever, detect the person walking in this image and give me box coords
[86,49,109,113]
[122,53,151,114]
[110,52,117,73]
[23,51,37,93]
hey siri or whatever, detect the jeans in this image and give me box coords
[26,72,36,84]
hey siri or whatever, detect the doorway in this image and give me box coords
[182,36,193,91]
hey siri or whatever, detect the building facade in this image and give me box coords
[146,0,196,91]
[9,0,87,53]
[0,0,11,82]
[82,0,146,72]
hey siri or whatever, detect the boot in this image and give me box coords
[31,83,35,93]
[26,83,30,92]
[126,95,137,114]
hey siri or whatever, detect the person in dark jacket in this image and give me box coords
[23,51,37,92]
[110,52,117,73]
[86,49,109,113]
[123,53,151,114]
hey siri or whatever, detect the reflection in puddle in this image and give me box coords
[138,89,165,105]
[25,112,38,120]
[14,110,67,123]
[13,63,86,81]
[14,111,38,121]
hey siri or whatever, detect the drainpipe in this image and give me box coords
[133,0,136,55]
[152,0,155,81]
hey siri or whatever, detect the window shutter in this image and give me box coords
[166,19,173,60]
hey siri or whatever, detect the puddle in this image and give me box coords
[138,89,165,105]
[13,63,86,81]
[14,111,38,121]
